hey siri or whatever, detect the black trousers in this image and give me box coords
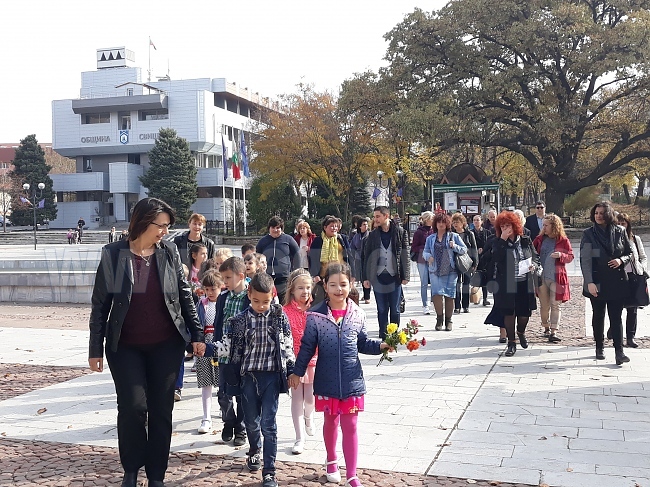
[106,335,185,481]
[590,298,624,350]
[455,272,471,310]
[625,307,638,339]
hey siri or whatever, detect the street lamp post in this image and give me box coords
[23,182,45,250]
[395,170,406,218]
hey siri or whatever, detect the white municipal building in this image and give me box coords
[51,46,272,229]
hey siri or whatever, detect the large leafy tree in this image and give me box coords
[10,134,57,225]
[247,177,302,231]
[252,85,382,221]
[383,0,650,213]
[140,128,197,221]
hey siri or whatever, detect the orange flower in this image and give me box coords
[406,340,420,351]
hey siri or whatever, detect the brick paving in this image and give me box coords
[0,437,529,487]
[0,363,90,401]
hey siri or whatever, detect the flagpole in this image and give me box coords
[148,37,151,82]
[221,130,226,232]
[241,127,247,236]
[232,135,236,235]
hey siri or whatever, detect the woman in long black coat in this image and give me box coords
[580,201,633,365]
[486,211,540,357]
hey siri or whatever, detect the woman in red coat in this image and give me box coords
[533,214,574,343]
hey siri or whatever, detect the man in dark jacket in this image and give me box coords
[173,213,216,269]
[362,206,410,339]
[255,216,300,302]
[525,201,546,240]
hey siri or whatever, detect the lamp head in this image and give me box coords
[376,170,384,179]
[37,183,45,190]
[23,183,30,191]
[396,170,404,178]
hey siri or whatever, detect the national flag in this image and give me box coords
[231,140,241,180]
[240,131,250,177]
[221,135,229,180]
[372,187,381,199]
[37,199,45,209]
[20,196,32,205]
[149,38,157,50]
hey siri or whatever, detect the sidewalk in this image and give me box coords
[0,279,649,486]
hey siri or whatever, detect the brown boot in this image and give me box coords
[445,318,452,331]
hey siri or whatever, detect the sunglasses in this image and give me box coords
[536,206,545,209]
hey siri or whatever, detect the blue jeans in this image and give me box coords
[373,282,402,339]
[417,262,430,307]
[218,368,246,434]
[240,371,281,476]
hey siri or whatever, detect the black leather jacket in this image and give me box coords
[89,240,203,358]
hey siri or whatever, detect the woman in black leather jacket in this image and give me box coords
[88,198,204,487]
[580,202,633,365]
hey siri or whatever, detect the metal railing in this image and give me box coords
[205,220,257,236]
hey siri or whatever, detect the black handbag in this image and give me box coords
[470,269,486,287]
[410,250,418,262]
[626,272,650,308]
[454,251,473,275]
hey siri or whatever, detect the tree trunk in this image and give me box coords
[543,185,568,215]
[635,177,646,205]
[622,184,632,204]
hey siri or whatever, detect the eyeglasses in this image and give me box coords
[536,206,545,209]
[151,222,172,230]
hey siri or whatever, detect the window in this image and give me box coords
[127,88,134,96]
[139,109,169,121]
[119,112,131,130]
[83,156,92,172]
[61,192,77,202]
[82,112,110,124]
[127,154,140,165]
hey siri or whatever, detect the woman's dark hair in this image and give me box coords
[321,215,339,230]
[616,212,634,239]
[267,216,284,230]
[128,197,175,241]
[189,243,207,266]
[355,217,369,232]
[432,212,451,232]
[590,201,615,225]
[323,262,352,283]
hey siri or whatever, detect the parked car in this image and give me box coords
[0,217,12,226]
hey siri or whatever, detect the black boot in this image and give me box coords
[626,337,639,348]
[121,472,138,487]
[445,317,453,331]
[595,344,605,360]
[148,481,165,487]
[615,348,630,365]
[435,316,443,331]
[504,342,516,357]
[517,332,528,349]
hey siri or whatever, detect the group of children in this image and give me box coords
[183,239,388,487]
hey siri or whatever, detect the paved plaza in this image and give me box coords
[0,243,649,486]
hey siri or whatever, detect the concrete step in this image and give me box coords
[0,230,111,245]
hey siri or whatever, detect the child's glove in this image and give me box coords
[205,342,216,356]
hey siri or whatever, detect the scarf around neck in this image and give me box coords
[320,232,339,263]
[592,223,615,256]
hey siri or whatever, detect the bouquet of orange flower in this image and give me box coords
[377,318,426,366]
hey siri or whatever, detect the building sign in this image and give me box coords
[81,136,111,143]
[119,130,129,144]
[139,133,159,140]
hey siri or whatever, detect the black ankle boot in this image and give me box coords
[626,337,639,348]
[615,349,630,365]
[445,318,453,331]
[595,344,605,360]
[435,316,443,331]
[504,342,516,357]
[121,472,138,487]
[517,332,528,349]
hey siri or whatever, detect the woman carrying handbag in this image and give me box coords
[580,202,634,365]
[615,213,647,348]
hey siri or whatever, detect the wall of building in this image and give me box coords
[51,201,101,230]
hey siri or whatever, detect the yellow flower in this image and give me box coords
[398,331,408,345]
[386,323,399,334]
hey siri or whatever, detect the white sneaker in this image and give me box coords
[305,416,314,436]
[292,439,304,454]
[197,419,212,434]
[423,306,431,315]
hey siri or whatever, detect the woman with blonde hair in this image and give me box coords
[533,214,574,343]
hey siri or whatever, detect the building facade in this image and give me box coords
[51,47,272,229]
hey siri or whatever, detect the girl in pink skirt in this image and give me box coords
[289,262,389,487]
[283,268,316,454]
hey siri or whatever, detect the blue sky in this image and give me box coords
[1,0,447,144]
